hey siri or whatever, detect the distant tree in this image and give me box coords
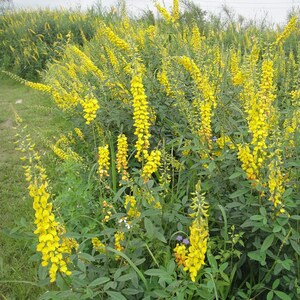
[0,0,14,15]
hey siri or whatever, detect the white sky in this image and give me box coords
[12,0,300,25]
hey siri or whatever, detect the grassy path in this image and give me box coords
[0,77,67,299]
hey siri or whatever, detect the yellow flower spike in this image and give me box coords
[114,231,125,260]
[190,24,202,52]
[80,94,100,125]
[155,2,172,23]
[172,0,180,22]
[275,16,298,45]
[130,63,151,161]
[142,150,161,182]
[116,134,129,179]
[124,195,140,219]
[92,237,106,253]
[268,154,286,213]
[16,130,77,283]
[175,181,209,281]
[174,243,187,267]
[98,144,110,178]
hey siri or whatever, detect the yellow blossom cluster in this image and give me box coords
[177,56,216,108]
[70,45,105,80]
[177,56,216,146]
[216,135,235,150]
[268,154,285,212]
[131,65,151,161]
[172,0,180,22]
[116,134,129,180]
[80,94,100,124]
[16,130,77,282]
[157,55,171,96]
[25,81,52,93]
[275,16,298,45]
[124,195,140,219]
[198,102,213,147]
[155,3,172,23]
[237,144,258,181]
[74,127,84,141]
[105,46,120,74]
[92,237,106,253]
[142,150,161,182]
[51,145,82,162]
[98,144,110,178]
[248,60,276,166]
[174,182,209,282]
[174,243,187,267]
[103,25,130,51]
[184,218,208,281]
[190,24,202,52]
[114,231,125,260]
[230,50,243,85]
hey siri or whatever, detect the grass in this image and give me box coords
[0,76,70,299]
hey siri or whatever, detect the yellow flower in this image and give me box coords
[268,154,285,212]
[124,195,140,219]
[74,127,84,140]
[80,94,100,125]
[142,150,161,182]
[98,145,110,178]
[116,134,129,180]
[190,24,202,52]
[114,231,125,260]
[237,144,258,181]
[92,237,106,253]
[174,243,187,267]
[172,0,180,22]
[184,219,208,282]
[131,65,151,161]
[155,3,172,23]
[275,16,298,45]
[104,25,130,51]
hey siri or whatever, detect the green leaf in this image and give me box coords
[153,289,170,298]
[273,224,282,233]
[267,291,274,300]
[106,291,127,300]
[116,273,135,282]
[156,231,167,243]
[259,207,267,217]
[79,253,95,262]
[274,290,291,300]
[281,259,293,271]
[144,218,155,238]
[291,240,300,255]
[261,234,274,252]
[229,188,249,198]
[167,260,176,274]
[248,250,266,265]
[272,279,280,289]
[250,215,264,221]
[207,252,218,272]
[208,161,216,172]
[282,188,293,197]
[144,269,173,281]
[122,288,141,296]
[88,277,110,287]
[286,161,300,167]
[229,172,242,179]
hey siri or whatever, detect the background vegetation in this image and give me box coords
[0,0,299,299]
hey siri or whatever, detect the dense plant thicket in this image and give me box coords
[2,0,300,299]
